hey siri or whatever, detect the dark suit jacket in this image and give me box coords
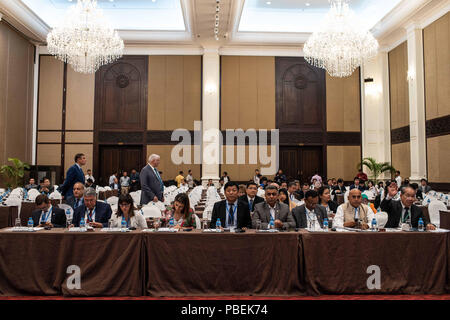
[332,185,346,196]
[60,164,85,197]
[350,184,366,192]
[380,198,431,228]
[32,206,66,228]
[209,200,252,229]
[238,195,264,212]
[73,201,112,227]
[140,164,164,205]
[324,200,338,213]
[291,204,328,228]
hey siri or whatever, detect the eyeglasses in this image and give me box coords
[119,203,131,207]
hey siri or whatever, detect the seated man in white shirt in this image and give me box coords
[334,189,374,229]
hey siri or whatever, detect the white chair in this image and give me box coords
[344,190,349,203]
[141,206,162,218]
[375,211,388,228]
[27,189,41,201]
[106,196,118,206]
[257,188,265,197]
[428,200,447,228]
[58,204,74,220]
[130,191,141,205]
[193,213,201,230]
[49,191,62,200]
[363,190,375,201]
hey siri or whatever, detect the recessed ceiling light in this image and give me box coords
[266,1,271,5]
[305,2,311,6]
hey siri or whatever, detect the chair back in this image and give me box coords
[429,200,447,227]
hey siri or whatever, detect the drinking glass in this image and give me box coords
[66,218,72,229]
[15,218,21,228]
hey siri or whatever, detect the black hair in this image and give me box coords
[278,188,290,205]
[117,193,137,218]
[304,190,319,199]
[224,181,239,191]
[246,182,258,188]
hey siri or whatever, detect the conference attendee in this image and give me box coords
[207,179,214,187]
[238,184,246,197]
[130,169,140,192]
[72,187,112,228]
[140,154,164,205]
[180,179,188,188]
[71,182,85,210]
[297,182,310,200]
[85,169,95,183]
[39,177,54,195]
[326,179,333,190]
[60,153,86,204]
[185,170,194,188]
[175,171,184,187]
[419,178,431,194]
[280,182,288,189]
[210,182,251,230]
[334,189,373,229]
[221,172,230,184]
[356,169,368,184]
[331,178,337,187]
[287,181,301,206]
[219,178,225,188]
[110,177,120,191]
[157,193,196,229]
[367,180,378,195]
[109,172,118,186]
[291,190,327,229]
[32,194,66,228]
[350,178,366,192]
[25,178,39,191]
[259,177,268,189]
[318,186,338,214]
[274,169,287,185]
[253,169,261,185]
[381,184,435,230]
[252,185,295,230]
[109,193,147,229]
[239,182,264,213]
[85,178,95,189]
[278,188,290,207]
[394,171,402,187]
[312,179,322,190]
[332,178,346,196]
[382,181,400,201]
[269,182,280,189]
[119,171,130,195]
[311,173,322,184]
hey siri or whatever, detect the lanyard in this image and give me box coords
[226,202,237,225]
[41,206,53,223]
[305,209,316,223]
[85,207,96,222]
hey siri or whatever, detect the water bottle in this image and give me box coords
[121,216,127,232]
[446,196,449,206]
[371,218,378,231]
[269,216,275,230]
[323,218,329,232]
[169,218,175,228]
[80,217,86,232]
[427,198,431,205]
[418,218,424,232]
[215,218,221,231]
[27,217,34,231]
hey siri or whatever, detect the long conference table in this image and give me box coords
[0,228,449,297]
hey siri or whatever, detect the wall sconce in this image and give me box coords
[364,78,381,97]
[205,83,217,95]
[407,69,415,82]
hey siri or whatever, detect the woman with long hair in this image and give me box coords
[159,193,197,229]
[317,186,338,216]
[278,188,297,210]
[110,193,147,228]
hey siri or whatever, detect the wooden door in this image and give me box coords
[279,146,323,183]
[98,145,143,186]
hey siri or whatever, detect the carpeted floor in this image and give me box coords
[1,295,450,300]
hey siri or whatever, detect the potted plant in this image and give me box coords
[0,158,30,189]
[357,157,396,184]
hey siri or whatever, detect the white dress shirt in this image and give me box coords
[334,204,374,228]
[305,207,321,230]
[109,175,116,185]
[85,174,95,183]
[110,210,147,229]
[395,176,402,187]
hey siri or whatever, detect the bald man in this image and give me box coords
[334,189,374,229]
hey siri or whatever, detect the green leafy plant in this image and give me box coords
[0,158,30,189]
[357,157,396,184]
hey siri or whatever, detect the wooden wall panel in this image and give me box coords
[37,144,61,166]
[389,42,409,129]
[221,56,275,130]
[66,67,95,130]
[65,132,93,143]
[146,145,201,182]
[427,135,450,183]
[38,132,61,143]
[424,12,450,121]
[147,56,201,131]
[391,142,411,179]
[38,56,63,130]
[64,144,93,175]
[326,69,361,132]
[327,146,361,181]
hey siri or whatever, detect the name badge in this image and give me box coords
[401,223,411,231]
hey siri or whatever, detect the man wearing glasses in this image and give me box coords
[381,184,435,230]
[333,189,373,229]
[72,187,112,228]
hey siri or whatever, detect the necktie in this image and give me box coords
[249,199,253,211]
[229,204,234,225]
[403,207,410,223]
[154,168,164,190]
[75,199,80,209]
[88,210,93,222]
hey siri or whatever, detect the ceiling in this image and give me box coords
[0,0,447,50]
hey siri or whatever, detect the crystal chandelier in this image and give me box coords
[303,0,378,78]
[47,0,124,74]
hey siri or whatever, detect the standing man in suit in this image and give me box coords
[381,184,435,230]
[60,153,86,205]
[210,181,252,230]
[32,194,66,228]
[140,154,164,205]
[239,182,264,213]
[291,190,327,229]
[72,188,112,228]
[252,185,295,230]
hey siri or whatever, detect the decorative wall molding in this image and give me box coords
[391,125,410,144]
[98,131,144,144]
[426,115,450,138]
[326,132,362,146]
